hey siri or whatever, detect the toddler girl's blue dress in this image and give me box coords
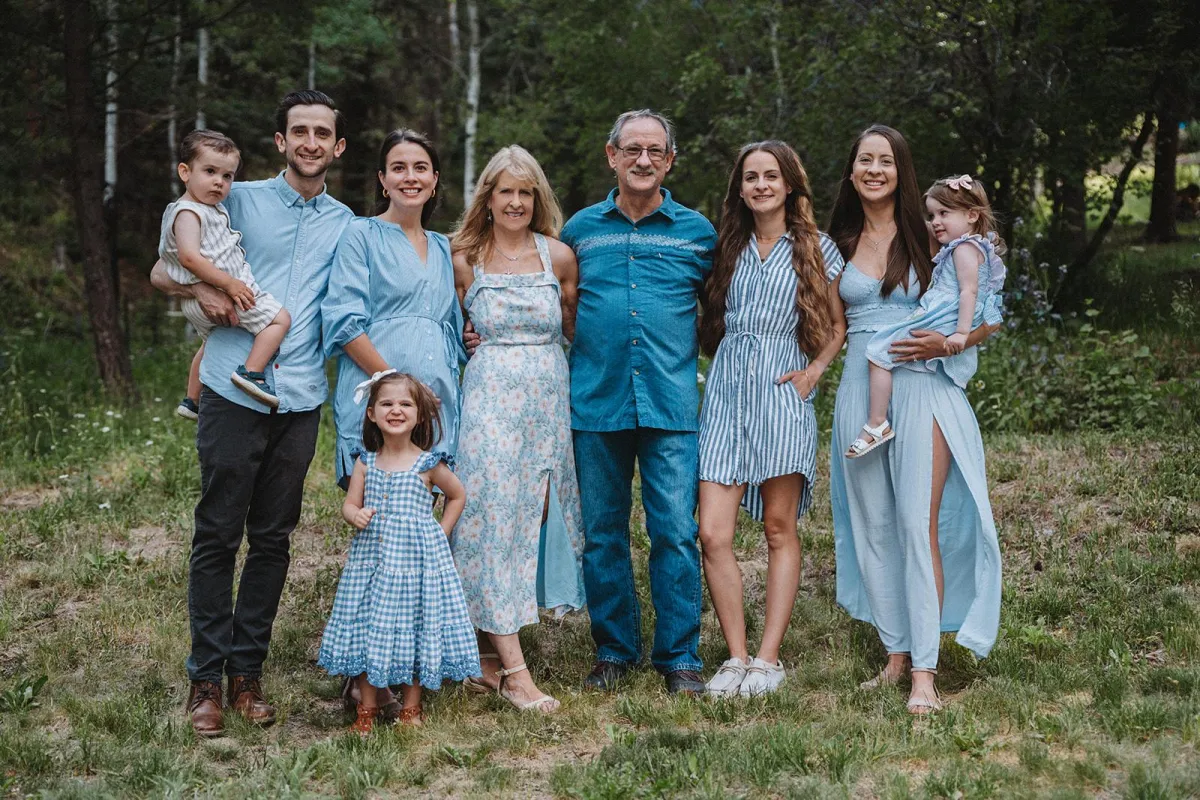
[318,450,481,689]
[865,232,1005,388]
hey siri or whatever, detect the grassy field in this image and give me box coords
[1,235,1198,797]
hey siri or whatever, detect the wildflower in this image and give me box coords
[697,373,706,384]
[58,474,69,480]
[105,410,114,417]
[144,440,154,447]
[101,426,111,433]
[98,502,111,510]
[152,417,161,422]
[74,413,86,419]
[154,397,162,403]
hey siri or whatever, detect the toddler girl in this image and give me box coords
[847,174,1006,458]
[317,370,480,734]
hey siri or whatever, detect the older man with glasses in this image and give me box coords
[560,109,717,695]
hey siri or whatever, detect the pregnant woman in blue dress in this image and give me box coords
[323,129,466,490]
[827,125,1002,714]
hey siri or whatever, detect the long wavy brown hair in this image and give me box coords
[827,124,932,297]
[699,141,833,359]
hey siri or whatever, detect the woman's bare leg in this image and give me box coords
[910,420,952,711]
[755,474,804,664]
[698,481,750,661]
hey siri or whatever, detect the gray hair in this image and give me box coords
[607,109,676,155]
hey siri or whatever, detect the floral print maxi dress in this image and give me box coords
[451,234,586,635]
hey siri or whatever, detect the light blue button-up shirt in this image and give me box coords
[198,171,353,413]
[561,188,716,432]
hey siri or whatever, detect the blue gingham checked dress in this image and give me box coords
[317,450,480,689]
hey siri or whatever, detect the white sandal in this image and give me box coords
[906,679,943,715]
[463,652,501,695]
[497,662,559,713]
[846,420,895,459]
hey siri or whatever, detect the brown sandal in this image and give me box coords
[342,677,403,722]
[349,704,377,737]
[395,705,423,727]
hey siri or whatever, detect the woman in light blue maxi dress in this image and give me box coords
[827,124,1002,713]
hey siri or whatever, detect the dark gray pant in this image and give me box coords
[186,388,320,682]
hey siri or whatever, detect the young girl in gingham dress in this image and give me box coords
[317,371,480,734]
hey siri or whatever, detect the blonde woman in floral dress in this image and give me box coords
[450,146,584,713]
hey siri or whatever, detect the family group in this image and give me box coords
[149,88,1004,738]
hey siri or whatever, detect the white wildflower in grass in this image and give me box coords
[101,426,111,433]
[98,502,111,510]
[697,373,706,384]
[106,410,114,417]
[144,440,154,447]
[152,417,161,422]
[74,413,86,419]
[154,397,162,403]
[58,474,69,480]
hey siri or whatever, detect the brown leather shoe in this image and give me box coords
[187,680,224,738]
[228,675,277,727]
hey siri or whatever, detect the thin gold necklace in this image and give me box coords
[862,225,895,253]
[493,235,530,263]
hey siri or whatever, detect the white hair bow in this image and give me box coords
[353,369,397,404]
[946,174,975,191]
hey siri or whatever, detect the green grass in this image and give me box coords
[1,233,1198,797]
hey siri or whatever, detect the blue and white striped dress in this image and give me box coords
[698,233,842,520]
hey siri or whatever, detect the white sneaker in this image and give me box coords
[705,658,749,697]
[738,657,786,697]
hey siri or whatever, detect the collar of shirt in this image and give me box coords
[270,170,334,212]
[599,187,678,224]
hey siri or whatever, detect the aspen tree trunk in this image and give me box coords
[462,0,479,201]
[168,4,181,194]
[308,37,316,89]
[196,0,208,129]
[448,0,460,64]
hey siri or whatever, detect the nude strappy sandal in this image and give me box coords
[496,662,559,713]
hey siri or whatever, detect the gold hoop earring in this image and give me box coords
[382,188,389,198]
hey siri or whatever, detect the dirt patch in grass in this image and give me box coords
[0,487,60,510]
[119,525,177,562]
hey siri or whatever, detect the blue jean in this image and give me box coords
[573,427,702,673]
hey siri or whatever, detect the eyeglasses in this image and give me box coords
[618,145,669,162]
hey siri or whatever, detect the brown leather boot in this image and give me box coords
[187,680,224,738]
[228,676,277,726]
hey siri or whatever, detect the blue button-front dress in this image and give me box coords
[697,233,843,521]
[322,218,467,488]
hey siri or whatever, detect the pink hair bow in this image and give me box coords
[946,174,975,191]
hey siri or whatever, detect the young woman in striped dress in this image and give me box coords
[696,141,846,697]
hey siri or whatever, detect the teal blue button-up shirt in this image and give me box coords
[199,172,353,413]
[561,188,716,432]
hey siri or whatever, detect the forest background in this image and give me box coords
[1,0,1199,797]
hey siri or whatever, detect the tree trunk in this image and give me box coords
[196,1,208,129]
[462,0,479,201]
[448,0,460,65]
[168,3,181,195]
[62,0,136,397]
[308,36,316,90]
[1063,114,1155,301]
[1144,108,1179,242]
